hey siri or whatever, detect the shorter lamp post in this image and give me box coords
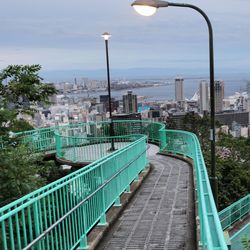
[102,32,115,151]
[131,0,217,206]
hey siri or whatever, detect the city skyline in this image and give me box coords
[0,0,250,80]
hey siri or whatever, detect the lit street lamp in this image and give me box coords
[102,32,115,151]
[131,0,217,206]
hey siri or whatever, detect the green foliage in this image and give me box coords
[242,235,250,250]
[182,112,210,150]
[215,134,250,210]
[179,112,250,210]
[0,145,46,206]
[0,65,59,207]
[0,64,57,135]
[0,144,64,207]
[0,65,56,107]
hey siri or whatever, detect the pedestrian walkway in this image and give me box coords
[96,145,195,250]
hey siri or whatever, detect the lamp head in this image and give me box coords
[102,32,111,40]
[131,0,168,16]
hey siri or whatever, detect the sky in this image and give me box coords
[0,0,250,80]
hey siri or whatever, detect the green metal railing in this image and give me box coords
[219,194,250,231]
[230,222,250,250]
[5,120,164,154]
[55,133,143,163]
[0,133,147,250]
[163,130,227,250]
[0,120,228,249]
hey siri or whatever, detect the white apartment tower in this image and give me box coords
[215,80,224,113]
[199,80,209,113]
[175,77,184,102]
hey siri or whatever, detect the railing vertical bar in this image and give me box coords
[47,194,55,250]
[8,216,15,250]
[27,206,33,243]
[55,191,62,249]
[15,212,22,249]
[21,209,28,246]
[1,220,8,250]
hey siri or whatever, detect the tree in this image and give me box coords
[182,112,210,150]
[179,113,250,210]
[0,64,57,135]
[0,65,58,206]
[216,133,250,209]
[0,145,45,206]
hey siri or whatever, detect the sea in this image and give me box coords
[69,78,249,102]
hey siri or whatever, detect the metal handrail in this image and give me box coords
[0,133,148,249]
[219,194,250,231]
[0,120,228,250]
[164,130,227,249]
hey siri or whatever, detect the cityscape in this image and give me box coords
[0,0,250,250]
[30,77,250,138]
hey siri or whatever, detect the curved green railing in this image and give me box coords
[163,130,227,249]
[230,222,250,250]
[0,131,148,250]
[9,120,165,153]
[219,194,250,231]
[55,133,144,163]
[0,120,228,249]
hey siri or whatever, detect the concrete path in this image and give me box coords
[96,144,195,250]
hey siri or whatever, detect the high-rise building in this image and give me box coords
[175,77,184,101]
[246,82,250,123]
[199,80,209,113]
[99,95,118,112]
[123,91,138,114]
[247,81,250,96]
[214,80,224,113]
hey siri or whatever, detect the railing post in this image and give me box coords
[73,137,77,162]
[159,128,167,152]
[78,235,88,250]
[125,185,131,193]
[114,156,121,207]
[98,164,108,226]
[33,201,41,250]
[55,128,62,158]
[114,197,121,207]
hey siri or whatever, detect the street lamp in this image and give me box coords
[131,0,217,206]
[102,32,115,151]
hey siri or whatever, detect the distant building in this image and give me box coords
[214,80,224,113]
[168,112,186,130]
[247,82,250,123]
[175,77,184,102]
[112,113,142,134]
[199,80,209,113]
[99,95,119,112]
[148,108,162,120]
[112,113,141,121]
[247,81,250,96]
[215,111,249,129]
[122,91,138,114]
[231,121,242,138]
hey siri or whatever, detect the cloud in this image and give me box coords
[0,0,249,75]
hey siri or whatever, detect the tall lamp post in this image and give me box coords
[131,0,217,206]
[102,32,115,151]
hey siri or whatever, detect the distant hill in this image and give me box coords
[40,68,250,82]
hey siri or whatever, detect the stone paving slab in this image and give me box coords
[96,145,195,250]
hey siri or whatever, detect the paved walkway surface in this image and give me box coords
[63,142,130,162]
[96,145,195,250]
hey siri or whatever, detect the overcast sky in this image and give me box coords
[0,0,250,77]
